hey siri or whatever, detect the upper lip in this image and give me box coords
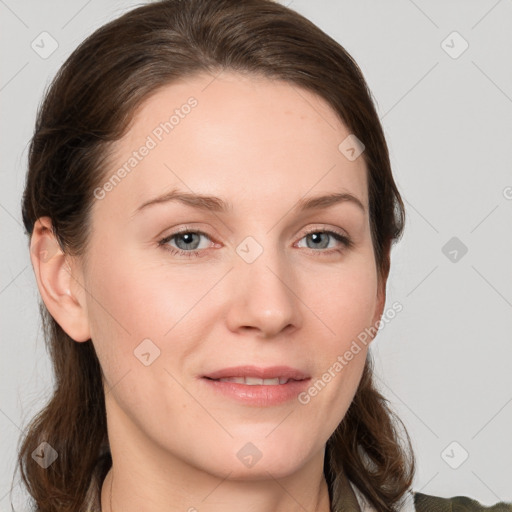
[202,365,310,381]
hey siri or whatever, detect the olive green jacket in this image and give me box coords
[344,473,512,512]
[413,492,512,512]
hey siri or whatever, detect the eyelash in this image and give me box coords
[158,226,353,259]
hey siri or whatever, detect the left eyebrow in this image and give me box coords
[295,192,366,214]
[131,188,366,217]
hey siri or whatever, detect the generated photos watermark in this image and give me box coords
[297,300,403,405]
[93,96,198,200]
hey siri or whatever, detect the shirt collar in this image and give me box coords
[349,479,416,512]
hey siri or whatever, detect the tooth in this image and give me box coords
[243,377,281,385]
[244,377,264,385]
[218,377,245,384]
[216,376,289,385]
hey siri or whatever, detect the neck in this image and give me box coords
[100,443,331,512]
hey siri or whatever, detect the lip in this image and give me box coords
[202,365,310,381]
[201,365,311,407]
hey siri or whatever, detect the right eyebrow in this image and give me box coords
[132,189,231,218]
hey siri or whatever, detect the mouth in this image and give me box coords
[202,365,310,383]
[204,376,301,385]
[200,365,310,406]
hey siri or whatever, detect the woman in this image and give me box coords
[17,0,512,511]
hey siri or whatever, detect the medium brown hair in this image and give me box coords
[18,0,414,510]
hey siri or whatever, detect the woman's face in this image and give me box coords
[73,71,384,479]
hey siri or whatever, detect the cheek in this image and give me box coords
[83,247,217,373]
[298,256,377,410]
[86,253,183,337]
[81,247,171,375]
[306,260,379,346]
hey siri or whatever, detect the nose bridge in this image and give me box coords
[226,233,301,336]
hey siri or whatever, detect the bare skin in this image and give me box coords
[30,71,385,512]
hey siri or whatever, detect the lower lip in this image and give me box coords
[201,377,311,406]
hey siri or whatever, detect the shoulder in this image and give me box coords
[413,492,512,512]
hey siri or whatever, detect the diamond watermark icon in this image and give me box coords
[338,134,365,161]
[441,441,469,469]
[31,441,58,469]
[236,442,263,468]
[134,338,161,366]
[31,235,61,263]
[236,236,264,264]
[31,31,59,59]
[441,236,468,263]
[441,31,469,59]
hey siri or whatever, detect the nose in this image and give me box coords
[224,241,303,339]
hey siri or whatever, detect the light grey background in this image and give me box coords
[1,0,511,509]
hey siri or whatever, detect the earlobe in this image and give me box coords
[30,217,91,343]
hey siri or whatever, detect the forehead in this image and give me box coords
[97,71,368,220]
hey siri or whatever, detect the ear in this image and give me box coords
[30,217,91,342]
[369,274,387,342]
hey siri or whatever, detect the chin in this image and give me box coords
[213,457,310,482]
[200,436,317,480]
